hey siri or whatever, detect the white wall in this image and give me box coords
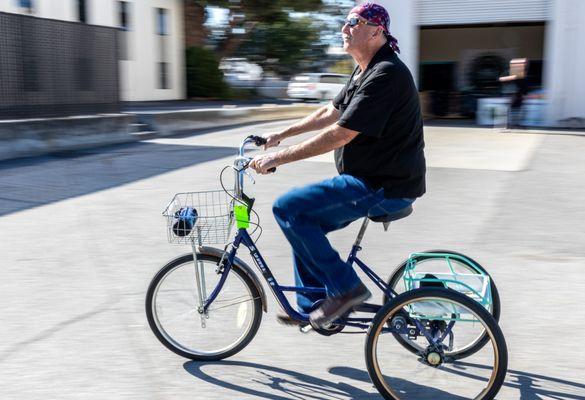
[37,0,76,22]
[119,0,184,101]
[0,0,185,102]
[89,0,116,26]
[544,0,585,126]
[0,0,22,14]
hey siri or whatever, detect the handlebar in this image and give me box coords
[233,135,277,199]
[249,135,268,147]
[240,135,276,173]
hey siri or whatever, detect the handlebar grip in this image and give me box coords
[248,135,267,146]
[241,160,276,173]
[244,136,276,173]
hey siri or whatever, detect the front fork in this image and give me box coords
[192,227,209,328]
[192,235,242,329]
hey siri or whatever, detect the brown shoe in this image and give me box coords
[309,284,371,328]
[276,311,307,327]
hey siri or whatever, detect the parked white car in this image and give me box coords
[287,73,349,101]
[219,58,263,87]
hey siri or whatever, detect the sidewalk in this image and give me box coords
[424,117,585,136]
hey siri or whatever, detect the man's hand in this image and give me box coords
[249,153,279,175]
[263,133,282,150]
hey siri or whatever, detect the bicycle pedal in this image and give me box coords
[300,324,313,334]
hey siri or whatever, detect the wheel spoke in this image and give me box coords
[366,288,507,400]
[146,254,262,360]
[207,296,260,312]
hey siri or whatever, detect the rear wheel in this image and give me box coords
[384,250,501,360]
[366,288,508,400]
[146,252,262,361]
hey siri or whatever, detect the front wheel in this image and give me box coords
[145,252,263,361]
[366,288,508,400]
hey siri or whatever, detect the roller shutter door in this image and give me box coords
[418,0,550,26]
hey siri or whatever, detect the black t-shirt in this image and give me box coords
[333,45,426,198]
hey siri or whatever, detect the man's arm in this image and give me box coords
[264,103,340,148]
[499,75,518,82]
[281,103,340,138]
[249,122,358,174]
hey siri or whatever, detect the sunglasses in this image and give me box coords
[344,17,379,28]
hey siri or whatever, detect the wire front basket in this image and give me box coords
[163,190,234,245]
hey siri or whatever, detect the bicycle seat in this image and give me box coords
[368,205,413,223]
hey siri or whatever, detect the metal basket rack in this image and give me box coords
[402,253,493,322]
[163,190,235,245]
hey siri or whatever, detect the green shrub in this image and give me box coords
[185,47,230,99]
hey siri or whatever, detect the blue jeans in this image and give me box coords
[272,174,415,314]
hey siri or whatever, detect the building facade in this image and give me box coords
[0,0,185,102]
[374,0,585,127]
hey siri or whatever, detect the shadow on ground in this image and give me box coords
[184,359,584,399]
[185,360,378,399]
[0,141,237,216]
[185,360,469,399]
[331,363,585,400]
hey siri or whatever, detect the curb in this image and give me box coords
[0,104,320,162]
[134,104,319,137]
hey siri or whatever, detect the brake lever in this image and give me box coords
[243,168,256,184]
[244,136,277,173]
[241,159,276,174]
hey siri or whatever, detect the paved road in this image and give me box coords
[1,121,584,399]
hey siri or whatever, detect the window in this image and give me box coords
[294,75,317,82]
[156,8,168,36]
[118,2,131,60]
[118,1,130,31]
[158,62,169,89]
[77,0,87,23]
[319,75,348,84]
[155,8,170,88]
[320,75,341,84]
[18,0,34,13]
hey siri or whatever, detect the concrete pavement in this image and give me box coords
[0,121,584,399]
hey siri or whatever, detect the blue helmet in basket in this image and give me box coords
[172,207,198,237]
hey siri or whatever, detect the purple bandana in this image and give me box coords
[349,2,400,53]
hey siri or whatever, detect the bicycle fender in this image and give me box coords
[196,246,268,313]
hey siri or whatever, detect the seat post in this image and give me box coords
[353,218,370,248]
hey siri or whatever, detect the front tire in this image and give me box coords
[146,252,263,361]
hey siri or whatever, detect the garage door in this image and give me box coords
[418,0,550,26]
